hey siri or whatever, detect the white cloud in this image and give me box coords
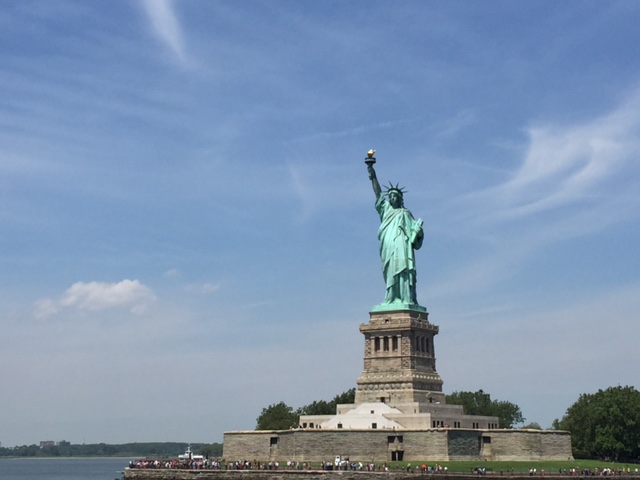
[495,88,640,220]
[34,298,59,319]
[429,88,640,300]
[35,280,156,318]
[141,0,187,64]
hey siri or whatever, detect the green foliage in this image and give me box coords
[297,388,356,416]
[296,399,332,415]
[332,388,356,405]
[256,401,298,430]
[446,389,525,428]
[196,443,223,458]
[521,422,542,429]
[0,442,223,458]
[554,385,640,461]
[256,388,356,430]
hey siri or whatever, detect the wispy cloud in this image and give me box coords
[428,88,640,300]
[285,118,419,145]
[491,88,640,221]
[35,280,156,318]
[285,162,365,219]
[141,0,188,64]
[435,109,477,138]
[185,282,220,295]
[445,87,640,236]
[163,268,181,279]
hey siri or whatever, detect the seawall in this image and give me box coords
[124,471,638,480]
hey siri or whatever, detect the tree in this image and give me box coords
[255,389,357,429]
[256,401,298,430]
[297,388,356,416]
[554,385,640,461]
[331,388,356,405]
[492,399,526,428]
[446,389,525,428]
[297,399,332,416]
[196,443,223,458]
[521,422,542,430]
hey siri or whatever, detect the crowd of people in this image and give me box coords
[127,458,640,475]
[561,468,639,476]
[128,458,222,470]
[126,458,441,472]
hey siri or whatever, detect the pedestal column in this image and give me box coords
[355,309,445,405]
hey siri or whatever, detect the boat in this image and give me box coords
[178,445,204,461]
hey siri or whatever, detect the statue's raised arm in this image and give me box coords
[365,149,382,199]
[364,150,426,313]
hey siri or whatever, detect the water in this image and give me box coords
[0,457,132,480]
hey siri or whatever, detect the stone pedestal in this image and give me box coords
[355,309,445,406]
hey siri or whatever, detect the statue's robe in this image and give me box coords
[375,195,423,305]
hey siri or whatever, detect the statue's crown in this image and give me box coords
[385,182,406,196]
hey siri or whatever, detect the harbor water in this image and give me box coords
[0,457,131,480]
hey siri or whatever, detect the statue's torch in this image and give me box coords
[365,149,376,167]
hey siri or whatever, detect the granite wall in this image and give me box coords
[222,428,572,463]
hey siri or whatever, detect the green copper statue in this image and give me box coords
[365,150,425,312]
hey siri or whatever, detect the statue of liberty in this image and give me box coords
[365,150,425,311]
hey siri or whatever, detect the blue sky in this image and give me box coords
[1,0,640,446]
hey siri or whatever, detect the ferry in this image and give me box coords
[178,445,204,462]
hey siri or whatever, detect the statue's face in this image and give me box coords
[388,191,402,208]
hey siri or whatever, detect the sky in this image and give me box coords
[1,0,640,447]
